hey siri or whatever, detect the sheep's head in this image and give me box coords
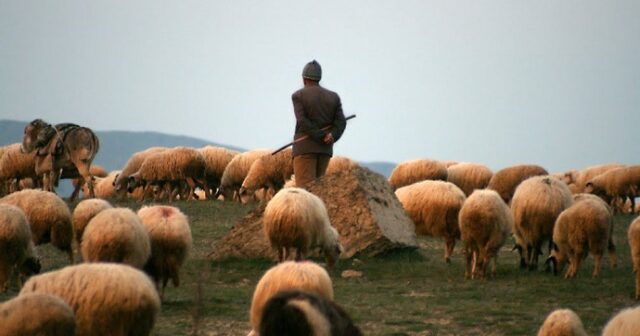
[216,186,236,202]
[323,226,343,269]
[21,119,52,153]
[546,243,564,276]
[127,173,144,193]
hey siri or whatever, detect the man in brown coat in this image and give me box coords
[292,60,347,188]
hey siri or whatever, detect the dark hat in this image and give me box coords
[302,60,322,81]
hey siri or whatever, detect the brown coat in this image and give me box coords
[291,84,346,156]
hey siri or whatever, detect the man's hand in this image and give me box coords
[323,133,334,145]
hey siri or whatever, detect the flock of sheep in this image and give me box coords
[1,137,640,334]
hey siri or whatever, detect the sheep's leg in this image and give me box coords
[185,178,197,201]
[444,237,455,264]
[636,271,640,300]
[464,246,473,279]
[592,254,602,278]
[608,238,618,268]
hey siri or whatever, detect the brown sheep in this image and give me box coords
[0,204,40,292]
[0,143,39,195]
[72,198,113,245]
[217,149,270,201]
[487,164,548,204]
[198,145,239,199]
[585,165,640,213]
[388,159,448,190]
[573,163,625,193]
[446,162,493,196]
[240,148,293,201]
[537,308,587,336]
[602,306,640,336]
[628,216,640,300]
[0,293,76,336]
[113,147,167,200]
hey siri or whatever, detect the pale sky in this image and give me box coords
[1,1,638,172]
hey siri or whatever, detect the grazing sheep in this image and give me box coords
[487,164,548,204]
[137,205,192,298]
[585,165,640,213]
[574,163,625,193]
[217,149,270,201]
[263,188,342,268]
[548,197,613,278]
[602,306,640,336]
[629,217,640,300]
[71,198,113,245]
[82,170,120,199]
[259,290,363,336]
[71,164,107,199]
[198,145,239,198]
[573,193,618,267]
[395,180,466,263]
[0,189,74,264]
[388,159,448,190]
[19,263,161,336]
[113,147,168,199]
[446,162,493,196]
[249,261,334,334]
[537,308,587,336]
[239,148,293,201]
[81,208,150,269]
[0,293,76,336]
[511,176,572,270]
[325,156,359,176]
[458,189,512,279]
[0,143,38,195]
[0,204,40,292]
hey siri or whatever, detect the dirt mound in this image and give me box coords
[211,166,417,260]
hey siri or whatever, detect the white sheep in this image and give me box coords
[0,189,74,264]
[487,164,548,204]
[71,198,113,245]
[249,261,334,334]
[0,293,76,336]
[388,159,448,190]
[602,306,640,336]
[537,308,587,336]
[19,263,161,336]
[458,189,512,279]
[137,205,192,298]
[198,145,239,198]
[263,187,342,268]
[446,162,493,196]
[585,165,640,213]
[0,204,40,292]
[217,149,270,201]
[573,163,625,193]
[113,147,167,199]
[511,175,573,270]
[325,155,360,176]
[239,148,293,201]
[81,208,151,269]
[395,180,466,263]
[629,216,640,300]
[548,196,613,278]
[0,143,39,195]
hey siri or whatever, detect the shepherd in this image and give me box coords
[290,60,347,188]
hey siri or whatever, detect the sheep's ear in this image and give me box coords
[546,256,558,276]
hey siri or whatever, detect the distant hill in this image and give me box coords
[360,161,395,178]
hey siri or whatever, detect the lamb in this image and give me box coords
[458,189,512,279]
[0,204,40,292]
[259,290,363,336]
[0,293,76,336]
[249,261,334,334]
[239,148,293,201]
[82,170,120,199]
[395,180,466,263]
[487,164,548,204]
[325,155,359,176]
[71,198,113,245]
[263,187,342,268]
[548,196,613,278]
[217,149,270,201]
[511,176,573,270]
[19,263,161,336]
[446,162,493,196]
[0,189,74,264]
[0,143,39,195]
[573,163,625,193]
[81,208,151,269]
[602,306,640,336]
[113,147,167,199]
[137,205,192,298]
[388,159,448,190]
[537,308,587,336]
[198,145,239,198]
[585,165,640,213]
[628,216,640,299]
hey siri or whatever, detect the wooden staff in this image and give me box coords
[272,114,356,155]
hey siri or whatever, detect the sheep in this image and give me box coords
[137,205,192,298]
[573,193,618,267]
[198,145,239,198]
[81,170,120,199]
[113,147,167,199]
[19,263,161,336]
[71,198,113,245]
[574,163,625,193]
[487,164,548,204]
[0,293,76,336]
[263,187,342,268]
[585,165,640,213]
[217,149,270,201]
[259,290,363,336]
[440,160,459,168]
[0,143,39,195]
[81,208,151,269]
[602,306,640,336]
[395,180,466,263]
[458,189,512,279]
[127,146,209,202]
[0,189,74,264]
[511,176,573,270]
[0,204,40,292]
[325,155,359,176]
[249,261,334,334]
[388,159,448,190]
[446,162,493,196]
[71,164,107,199]
[239,148,293,202]
[548,196,613,278]
[629,217,640,300]
[537,308,587,336]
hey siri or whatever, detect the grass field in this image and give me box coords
[1,199,638,335]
